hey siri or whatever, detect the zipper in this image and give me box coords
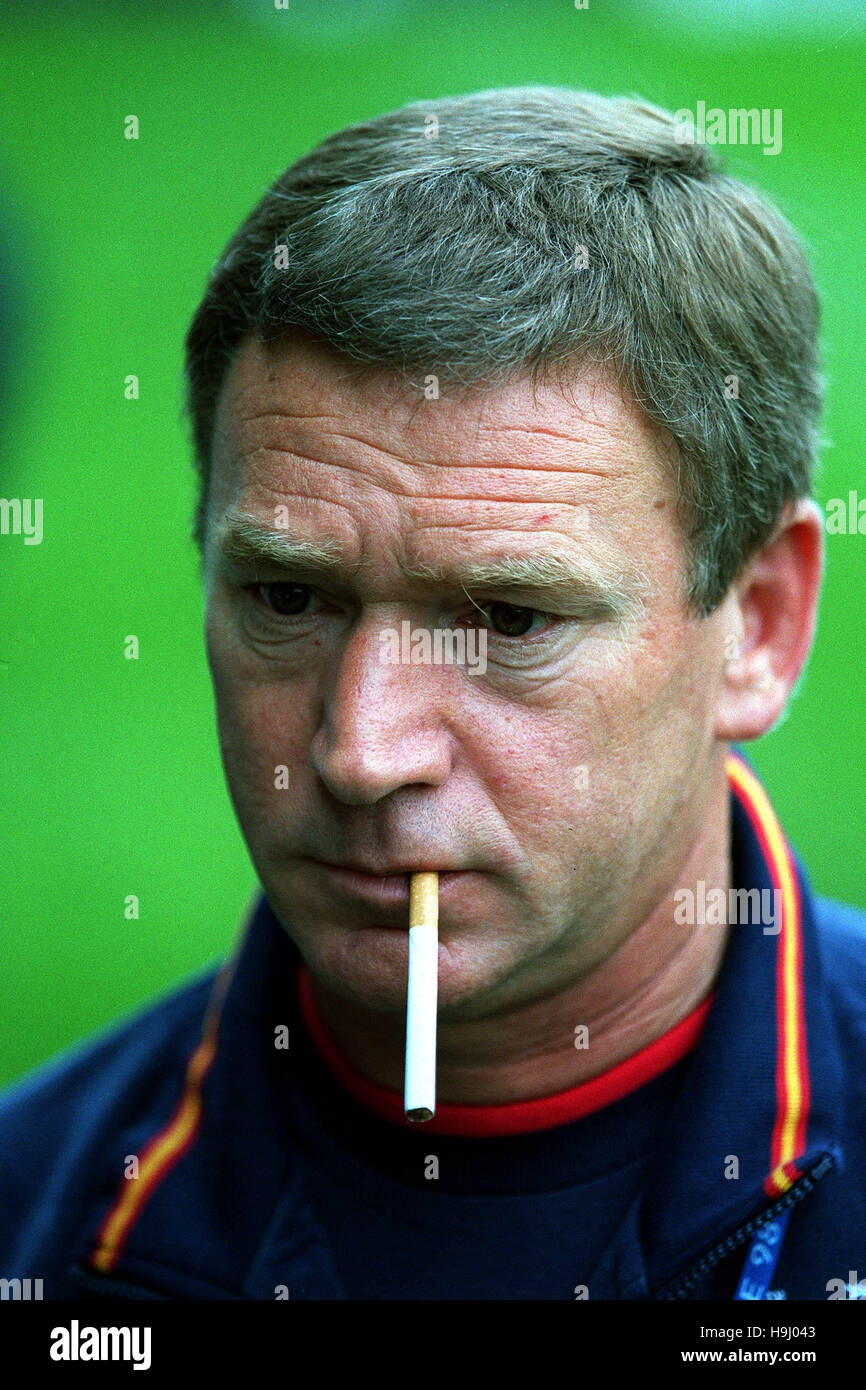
[656,1151,836,1299]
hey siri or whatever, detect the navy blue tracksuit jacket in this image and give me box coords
[1,751,865,1300]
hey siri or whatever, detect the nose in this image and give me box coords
[309,619,455,805]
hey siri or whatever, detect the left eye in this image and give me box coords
[484,602,546,637]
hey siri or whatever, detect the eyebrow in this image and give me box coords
[211,511,646,620]
[213,512,345,575]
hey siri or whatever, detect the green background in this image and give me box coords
[1,0,864,1090]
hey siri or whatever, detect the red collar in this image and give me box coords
[296,962,713,1137]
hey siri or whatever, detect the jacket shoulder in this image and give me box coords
[0,964,220,1277]
[812,893,866,1019]
[813,893,866,961]
[0,964,219,1118]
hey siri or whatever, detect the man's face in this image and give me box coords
[203,333,730,1021]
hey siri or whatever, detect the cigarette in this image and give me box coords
[404,871,439,1122]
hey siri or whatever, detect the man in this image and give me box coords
[1,86,864,1301]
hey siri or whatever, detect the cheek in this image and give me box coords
[473,641,693,841]
[219,688,305,774]
[473,714,589,840]
[214,693,314,848]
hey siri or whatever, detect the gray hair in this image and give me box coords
[183,85,824,614]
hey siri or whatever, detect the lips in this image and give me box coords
[303,859,463,908]
[316,860,454,876]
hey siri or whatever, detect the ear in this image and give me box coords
[714,499,824,741]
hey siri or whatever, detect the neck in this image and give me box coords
[306,771,732,1106]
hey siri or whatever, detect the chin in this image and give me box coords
[292,916,501,1018]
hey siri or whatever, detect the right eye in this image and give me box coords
[251,582,313,616]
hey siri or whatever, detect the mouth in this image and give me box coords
[302,859,464,909]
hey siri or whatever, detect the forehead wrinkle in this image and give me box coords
[242,449,623,501]
[226,435,629,513]
[475,420,628,451]
[232,403,443,469]
[229,402,634,481]
[235,444,422,502]
[222,339,655,471]
[238,412,419,460]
